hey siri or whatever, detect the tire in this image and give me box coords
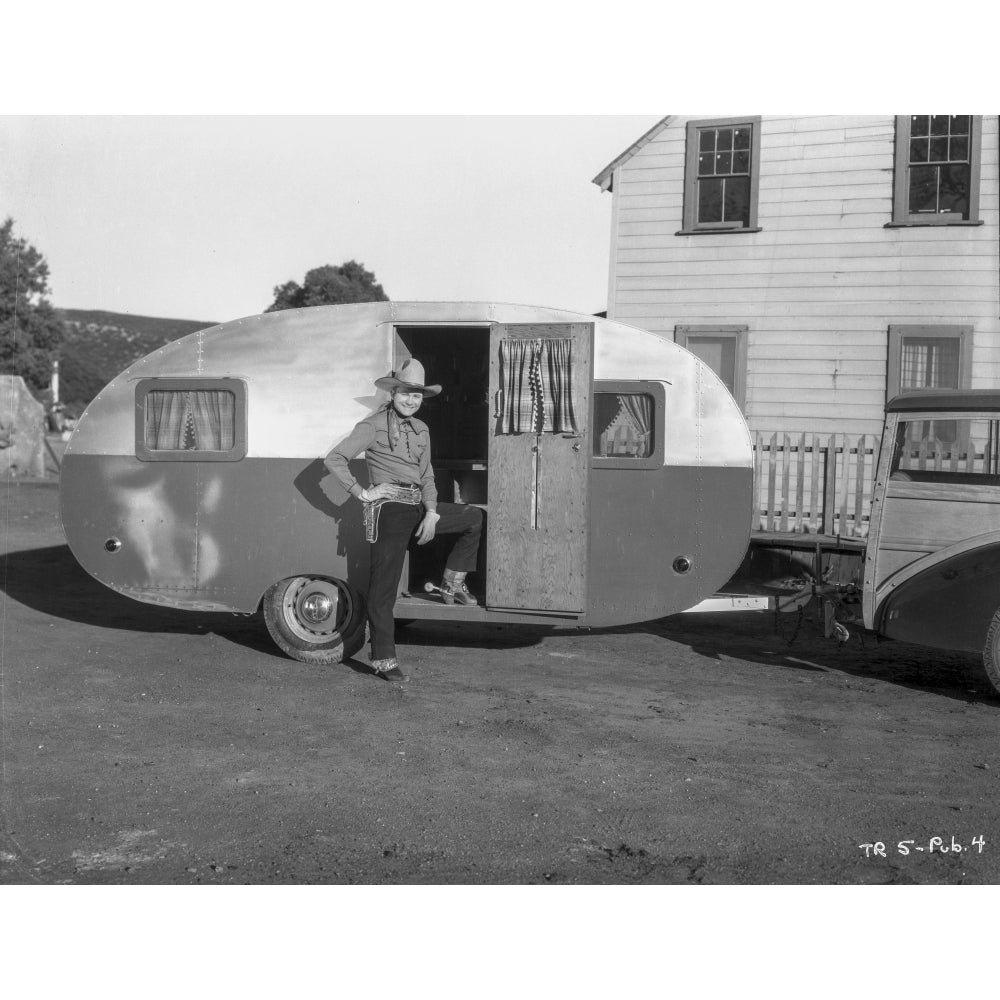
[983,607,1000,696]
[262,576,366,665]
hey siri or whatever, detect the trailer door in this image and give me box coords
[487,322,592,612]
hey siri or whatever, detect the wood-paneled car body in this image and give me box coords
[863,390,1000,690]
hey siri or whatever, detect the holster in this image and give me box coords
[363,485,423,543]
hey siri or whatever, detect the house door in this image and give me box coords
[486,322,592,612]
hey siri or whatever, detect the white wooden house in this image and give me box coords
[593,115,1000,537]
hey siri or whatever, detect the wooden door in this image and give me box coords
[487,323,592,612]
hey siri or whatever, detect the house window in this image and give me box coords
[681,117,761,234]
[592,381,665,469]
[890,116,983,226]
[135,378,248,462]
[887,325,972,445]
[675,325,748,410]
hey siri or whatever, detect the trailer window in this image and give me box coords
[135,378,247,462]
[594,392,654,458]
[890,417,1000,484]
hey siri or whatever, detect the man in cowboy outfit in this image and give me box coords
[325,358,483,682]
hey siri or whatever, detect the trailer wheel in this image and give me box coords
[262,576,366,665]
[983,607,1000,696]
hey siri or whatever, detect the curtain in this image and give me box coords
[901,338,959,390]
[538,339,577,433]
[901,338,960,445]
[500,338,537,434]
[145,389,234,451]
[191,390,234,450]
[499,338,577,435]
[620,393,652,452]
[146,390,188,449]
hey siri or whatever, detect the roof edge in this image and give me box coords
[591,116,674,192]
[887,390,1000,413]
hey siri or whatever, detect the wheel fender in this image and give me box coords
[874,534,1000,653]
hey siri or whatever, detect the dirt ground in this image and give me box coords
[2,479,999,885]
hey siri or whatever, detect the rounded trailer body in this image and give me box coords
[61,302,753,657]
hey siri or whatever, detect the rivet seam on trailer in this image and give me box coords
[193,465,202,587]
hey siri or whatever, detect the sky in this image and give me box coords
[1,115,661,323]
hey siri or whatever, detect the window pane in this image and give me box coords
[951,114,970,134]
[593,393,654,458]
[145,390,236,451]
[949,135,968,161]
[900,337,960,390]
[889,418,1000,479]
[929,137,949,161]
[692,121,756,229]
[686,336,737,397]
[698,177,724,223]
[910,115,930,136]
[908,165,939,213]
[722,176,750,226]
[938,163,970,215]
[930,115,950,136]
[909,137,929,163]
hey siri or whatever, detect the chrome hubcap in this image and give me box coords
[301,592,335,624]
[283,577,350,642]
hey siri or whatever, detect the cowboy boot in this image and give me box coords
[371,657,408,682]
[441,568,479,606]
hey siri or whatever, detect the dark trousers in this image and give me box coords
[368,501,484,660]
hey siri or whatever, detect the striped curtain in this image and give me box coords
[190,391,235,450]
[145,390,235,451]
[499,338,577,434]
[619,393,652,451]
[146,390,189,449]
[901,337,960,390]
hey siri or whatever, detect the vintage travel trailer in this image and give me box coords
[60,302,754,663]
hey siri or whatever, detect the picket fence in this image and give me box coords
[753,432,878,538]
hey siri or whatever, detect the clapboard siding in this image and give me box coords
[604,114,1000,437]
[616,234,996,253]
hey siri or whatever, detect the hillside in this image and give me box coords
[56,308,217,414]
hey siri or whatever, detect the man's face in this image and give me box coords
[392,390,423,418]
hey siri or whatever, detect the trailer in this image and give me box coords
[60,301,754,663]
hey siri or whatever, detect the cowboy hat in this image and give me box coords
[374,358,441,397]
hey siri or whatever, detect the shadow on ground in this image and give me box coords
[1,544,279,656]
[3,543,994,704]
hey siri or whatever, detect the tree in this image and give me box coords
[265,260,389,312]
[0,217,65,395]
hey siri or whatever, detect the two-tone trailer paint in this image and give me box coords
[60,301,754,663]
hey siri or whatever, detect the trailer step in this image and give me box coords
[683,595,772,613]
